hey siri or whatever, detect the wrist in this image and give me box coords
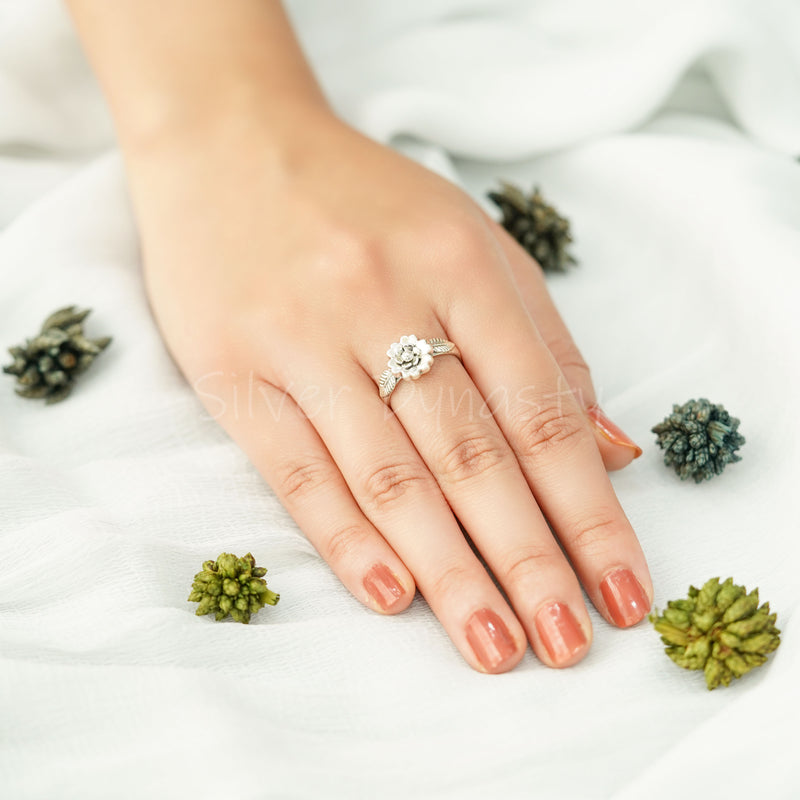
[117,84,335,164]
[66,0,333,159]
[118,96,350,248]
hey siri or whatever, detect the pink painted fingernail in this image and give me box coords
[363,563,405,612]
[535,602,588,665]
[587,405,642,458]
[600,568,650,627]
[466,609,517,672]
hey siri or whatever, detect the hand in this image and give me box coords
[129,108,652,673]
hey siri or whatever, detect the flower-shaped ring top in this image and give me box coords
[378,334,461,400]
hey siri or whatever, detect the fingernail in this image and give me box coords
[466,608,517,671]
[363,563,405,612]
[600,568,650,627]
[586,405,642,458]
[535,602,588,665]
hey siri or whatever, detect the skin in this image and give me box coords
[65,0,652,672]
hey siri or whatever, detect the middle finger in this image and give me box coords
[385,351,593,668]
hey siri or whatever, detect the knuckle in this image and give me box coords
[437,430,511,485]
[425,216,495,277]
[323,523,372,566]
[546,335,591,379]
[441,220,489,259]
[568,513,622,556]
[329,229,384,276]
[429,562,475,600]
[275,456,336,503]
[361,461,432,514]
[501,546,557,585]
[304,226,390,298]
[514,403,586,459]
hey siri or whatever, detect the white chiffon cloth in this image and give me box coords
[1,1,799,798]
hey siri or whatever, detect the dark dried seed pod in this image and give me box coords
[3,305,112,404]
[487,181,577,274]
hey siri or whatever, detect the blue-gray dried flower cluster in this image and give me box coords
[652,398,744,482]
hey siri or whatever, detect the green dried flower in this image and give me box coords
[487,181,577,273]
[650,577,780,690]
[188,553,279,624]
[3,305,111,404]
[652,398,745,482]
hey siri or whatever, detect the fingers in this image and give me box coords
[490,221,642,471]
[214,374,416,616]
[387,355,593,668]
[445,271,653,629]
[284,364,528,674]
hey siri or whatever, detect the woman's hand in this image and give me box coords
[127,108,651,672]
[65,0,650,672]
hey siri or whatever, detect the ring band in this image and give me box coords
[378,334,461,400]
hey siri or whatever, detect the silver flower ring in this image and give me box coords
[378,334,461,400]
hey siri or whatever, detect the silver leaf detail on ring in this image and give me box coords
[425,337,457,356]
[378,370,399,398]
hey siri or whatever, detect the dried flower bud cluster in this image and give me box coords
[652,398,745,482]
[3,305,111,403]
[650,577,780,690]
[189,553,279,623]
[487,181,577,273]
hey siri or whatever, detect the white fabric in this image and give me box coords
[1,1,799,797]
